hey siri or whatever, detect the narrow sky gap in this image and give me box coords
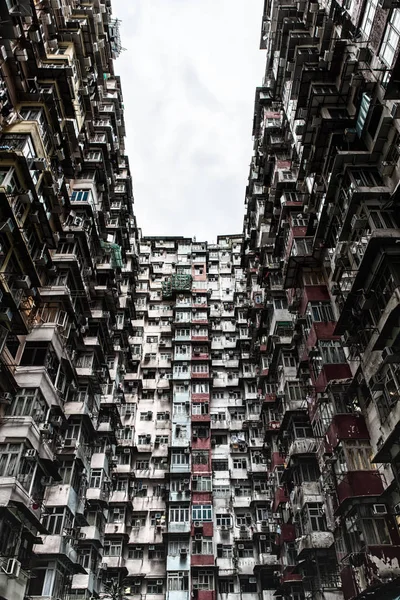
[113,0,266,241]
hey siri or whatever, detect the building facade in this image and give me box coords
[1,0,400,600]
[242,0,400,599]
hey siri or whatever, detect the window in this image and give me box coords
[309,302,335,322]
[169,507,189,522]
[233,458,247,469]
[192,538,213,554]
[192,505,212,521]
[168,541,189,556]
[192,451,208,465]
[380,8,400,66]
[140,411,153,421]
[104,541,122,557]
[192,403,209,415]
[192,571,214,590]
[217,545,233,558]
[192,364,209,373]
[174,403,188,416]
[216,514,232,527]
[360,0,378,38]
[156,412,170,421]
[240,578,257,593]
[136,460,150,470]
[192,382,209,393]
[213,459,229,471]
[301,503,326,533]
[237,544,254,558]
[362,517,391,545]
[89,469,103,488]
[219,579,235,594]
[7,388,47,422]
[147,580,163,594]
[320,341,346,364]
[286,382,303,401]
[138,434,151,445]
[168,572,189,591]
[109,508,125,523]
[42,507,73,535]
[303,270,325,285]
[149,546,165,559]
[128,546,143,559]
[171,452,189,465]
[192,476,212,491]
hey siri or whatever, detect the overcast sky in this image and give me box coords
[112,0,265,242]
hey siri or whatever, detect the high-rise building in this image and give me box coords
[242,1,400,600]
[0,1,400,600]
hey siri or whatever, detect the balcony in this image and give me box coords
[80,524,102,542]
[296,531,334,557]
[170,461,191,474]
[166,592,190,600]
[258,553,279,567]
[168,521,191,534]
[0,477,42,524]
[34,535,78,564]
[336,470,384,507]
[287,438,316,459]
[102,556,125,569]
[326,414,369,449]
[340,546,400,600]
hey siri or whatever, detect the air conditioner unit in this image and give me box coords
[15,275,31,290]
[64,438,77,447]
[2,558,21,578]
[78,532,86,539]
[249,577,257,584]
[0,392,13,404]
[372,503,387,515]
[24,449,37,459]
[0,219,14,233]
[391,102,400,119]
[15,49,28,62]
[19,190,34,204]
[40,422,53,434]
[324,50,334,62]
[351,215,367,230]
[238,544,245,549]
[240,525,247,532]
[29,211,40,223]
[195,534,202,541]
[180,547,188,555]
[156,580,163,586]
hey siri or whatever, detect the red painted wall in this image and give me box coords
[336,470,384,507]
[299,285,330,315]
[314,364,352,393]
[192,438,211,450]
[191,555,215,566]
[326,414,370,448]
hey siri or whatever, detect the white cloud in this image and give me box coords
[112,0,265,241]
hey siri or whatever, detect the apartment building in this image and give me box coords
[0,1,139,599]
[1,0,400,600]
[241,0,400,599]
[125,235,274,600]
